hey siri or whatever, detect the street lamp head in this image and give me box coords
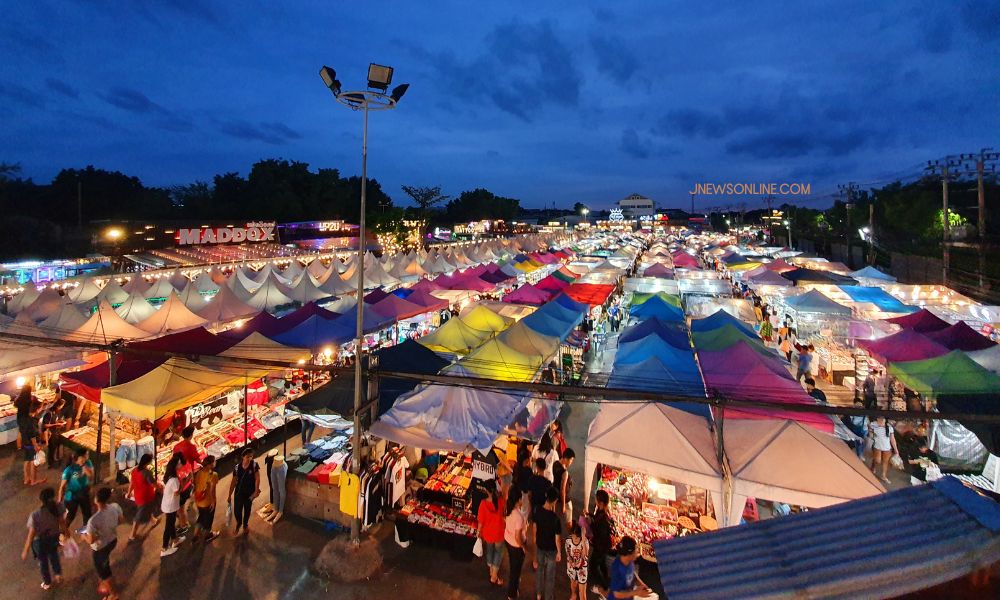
[581,208,589,215]
[390,83,409,103]
[783,220,789,226]
[105,227,124,241]
[368,63,394,91]
[319,66,342,96]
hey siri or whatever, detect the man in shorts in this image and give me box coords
[83,487,123,600]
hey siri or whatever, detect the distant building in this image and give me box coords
[617,193,656,218]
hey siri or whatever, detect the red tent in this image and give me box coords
[503,283,552,306]
[536,275,570,292]
[671,253,700,268]
[857,329,950,364]
[883,308,950,333]
[60,354,166,403]
[564,283,616,306]
[447,274,496,292]
[925,321,996,351]
[764,258,795,273]
[369,295,431,321]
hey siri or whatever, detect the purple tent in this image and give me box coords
[643,262,674,278]
[857,329,950,364]
[925,321,996,352]
[503,283,552,306]
[277,302,340,329]
[410,278,446,293]
[404,289,449,312]
[883,308,950,333]
[369,294,431,321]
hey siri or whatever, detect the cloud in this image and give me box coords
[590,34,639,84]
[154,116,195,133]
[725,128,869,159]
[658,109,728,139]
[103,87,169,114]
[45,78,79,99]
[620,128,650,159]
[409,19,582,122]
[0,81,45,108]
[218,120,299,144]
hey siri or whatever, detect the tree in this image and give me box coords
[401,185,449,245]
[445,188,520,223]
[573,202,589,214]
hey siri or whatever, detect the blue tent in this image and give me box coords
[273,305,394,348]
[850,266,896,282]
[630,295,685,322]
[391,287,415,299]
[607,356,707,415]
[618,318,690,349]
[616,335,696,366]
[551,293,589,314]
[784,289,852,316]
[654,476,1000,600]
[838,285,916,313]
[690,309,757,337]
[521,309,579,341]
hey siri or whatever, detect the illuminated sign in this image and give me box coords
[609,209,624,222]
[317,220,346,232]
[178,221,276,245]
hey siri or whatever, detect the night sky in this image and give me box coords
[2,1,998,210]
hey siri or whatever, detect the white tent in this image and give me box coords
[967,345,1000,374]
[323,296,357,314]
[143,276,179,299]
[722,419,885,526]
[218,331,310,363]
[176,281,211,310]
[196,284,258,323]
[584,403,724,515]
[0,317,83,380]
[39,302,90,334]
[65,278,102,304]
[282,260,305,283]
[115,291,159,324]
[370,369,534,453]
[319,271,356,296]
[21,287,66,322]
[93,279,129,306]
[167,269,190,290]
[307,258,329,281]
[227,269,260,300]
[331,255,348,274]
[363,260,401,288]
[190,270,220,293]
[135,292,208,334]
[284,273,331,304]
[7,281,41,314]
[120,275,151,295]
[208,266,228,285]
[244,274,294,313]
[69,300,151,344]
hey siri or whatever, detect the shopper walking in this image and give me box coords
[172,426,201,531]
[160,456,186,558]
[127,454,160,541]
[588,489,615,598]
[59,448,94,528]
[228,448,260,537]
[192,455,220,542]
[20,405,45,487]
[551,448,575,527]
[534,488,562,600]
[564,522,590,600]
[82,487,123,600]
[22,487,65,590]
[795,344,814,382]
[476,483,506,587]
[504,486,527,600]
[869,417,900,485]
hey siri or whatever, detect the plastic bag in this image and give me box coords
[890,454,904,470]
[61,537,80,560]
[33,450,46,467]
[472,537,483,558]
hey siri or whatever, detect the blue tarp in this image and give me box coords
[654,476,1000,600]
[630,295,685,322]
[838,285,916,313]
[618,318,691,349]
[690,309,757,337]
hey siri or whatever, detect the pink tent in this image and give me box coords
[536,275,570,292]
[671,253,700,268]
[698,342,791,381]
[447,274,496,292]
[403,289,449,312]
[410,278,446,293]
[433,273,459,288]
[857,329,950,364]
[764,258,795,273]
[883,308,950,333]
[924,321,996,352]
[370,295,430,321]
[503,283,552,306]
[643,262,674,278]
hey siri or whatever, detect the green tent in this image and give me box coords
[888,350,1000,397]
[692,324,767,353]
[553,270,576,283]
[631,291,682,308]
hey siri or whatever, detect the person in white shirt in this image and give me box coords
[869,417,900,484]
[160,456,187,557]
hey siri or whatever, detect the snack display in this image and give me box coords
[399,497,477,537]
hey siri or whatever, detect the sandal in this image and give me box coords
[492,577,504,586]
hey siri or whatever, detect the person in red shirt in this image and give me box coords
[171,426,201,531]
[476,483,506,587]
[127,453,160,541]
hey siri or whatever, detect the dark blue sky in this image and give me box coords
[2,1,998,210]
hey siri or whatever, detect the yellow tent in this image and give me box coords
[461,338,542,382]
[416,316,495,355]
[217,331,311,364]
[727,261,763,272]
[460,305,514,333]
[101,357,271,420]
[496,321,560,360]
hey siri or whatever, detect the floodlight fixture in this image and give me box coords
[319,66,341,96]
[390,83,409,103]
[368,63,394,91]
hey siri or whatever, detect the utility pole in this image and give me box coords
[926,157,961,285]
[868,202,875,265]
[77,179,83,230]
[838,183,859,268]
[689,191,695,215]
[957,148,998,289]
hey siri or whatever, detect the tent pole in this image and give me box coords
[243,372,249,448]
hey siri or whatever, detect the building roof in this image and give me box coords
[654,476,1000,600]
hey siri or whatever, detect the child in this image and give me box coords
[565,522,589,600]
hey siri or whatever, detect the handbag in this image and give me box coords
[33,450,47,466]
[472,537,484,558]
[61,537,80,560]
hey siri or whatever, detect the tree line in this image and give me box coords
[0,160,521,260]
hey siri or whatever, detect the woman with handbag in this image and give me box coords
[869,417,900,485]
[127,453,160,542]
[21,487,65,590]
[476,483,506,588]
[192,455,220,542]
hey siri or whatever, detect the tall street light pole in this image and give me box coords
[320,64,408,544]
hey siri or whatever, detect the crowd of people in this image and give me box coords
[472,421,656,600]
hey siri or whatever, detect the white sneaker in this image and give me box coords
[160,546,178,558]
[174,536,187,546]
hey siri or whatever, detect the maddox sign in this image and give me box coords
[177,222,277,245]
